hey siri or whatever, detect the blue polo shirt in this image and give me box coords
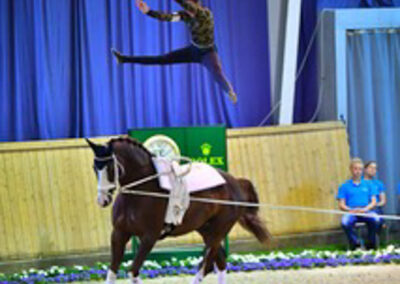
[364,179,386,202]
[337,179,378,208]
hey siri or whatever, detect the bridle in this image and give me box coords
[94,155,125,193]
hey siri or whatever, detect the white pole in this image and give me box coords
[268,0,286,112]
[278,0,303,125]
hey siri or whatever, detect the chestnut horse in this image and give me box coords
[86,137,270,284]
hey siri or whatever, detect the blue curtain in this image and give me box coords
[0,0,271,142]
[294,0,400,123]
[347,30,400,214]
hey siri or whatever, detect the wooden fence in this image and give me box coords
[0,122,350,260]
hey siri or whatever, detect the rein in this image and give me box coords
[96,155,193,194]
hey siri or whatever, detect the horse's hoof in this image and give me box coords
[191,273,204,284]
[128,272,143,284]
[105,270,117,284]
[217,269,227,284]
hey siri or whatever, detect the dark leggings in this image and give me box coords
[119,45,233,94]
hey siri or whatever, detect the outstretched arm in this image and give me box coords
[174,0,201,14]
[136,0,182,22]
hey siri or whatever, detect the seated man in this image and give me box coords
[363,161,386,231]
[337,158,379,250]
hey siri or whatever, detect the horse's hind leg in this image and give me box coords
[197,246,227,284]
[191,247,218,284]
[214,246,227,284]
[192,218,237,284]
[107,229,131,284]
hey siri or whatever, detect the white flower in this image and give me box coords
[38,270,47,276]
[143,260,162,269]
[188,257,201,266]
[123,260,133,268]
[386,245,395,253]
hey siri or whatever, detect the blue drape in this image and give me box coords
[294,0,400,123]
[347,30,400,214]
[0,0,271,141]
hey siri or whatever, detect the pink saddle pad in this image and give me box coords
[152,158,226,193]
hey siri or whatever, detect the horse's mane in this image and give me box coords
[108,136,154,158]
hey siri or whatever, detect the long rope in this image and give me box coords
[112,156,400,222]
[119,187,400,221]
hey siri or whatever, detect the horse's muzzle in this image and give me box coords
[98,193,113,207]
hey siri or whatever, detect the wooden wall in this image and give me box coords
[227,122,350,239]
[0,122,350,260]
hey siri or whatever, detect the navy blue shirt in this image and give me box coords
[337,179,378,209]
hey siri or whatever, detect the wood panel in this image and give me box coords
[0,122,350,260]
[227,122,350,238]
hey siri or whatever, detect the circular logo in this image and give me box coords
[200,143,212,156]
[143,135,181,160]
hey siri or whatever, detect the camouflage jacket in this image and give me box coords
[147,0,215,48]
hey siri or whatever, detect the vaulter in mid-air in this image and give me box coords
[111,0,238,104]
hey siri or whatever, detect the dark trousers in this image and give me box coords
[119,45,233,94]
[341,212,380,249]
[373,208,385,233]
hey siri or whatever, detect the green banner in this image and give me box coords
[127,125,229,260]
[128,125,227,171]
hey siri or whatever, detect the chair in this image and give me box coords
[353,221,390,249]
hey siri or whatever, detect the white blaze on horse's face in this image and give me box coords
[96,167,115,207]
[85,139,116,208]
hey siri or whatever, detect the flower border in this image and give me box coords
[1,245,400,283]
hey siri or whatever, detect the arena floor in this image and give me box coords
[76,264,400,284]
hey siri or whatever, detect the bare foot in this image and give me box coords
[111,48,124,64]
[228,91,238,104]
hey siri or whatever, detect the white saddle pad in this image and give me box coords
[152,158,226,193]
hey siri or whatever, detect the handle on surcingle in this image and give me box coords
[172,156,193,177]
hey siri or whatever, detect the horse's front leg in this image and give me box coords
[106,229,131,284]
[129,236,158,284]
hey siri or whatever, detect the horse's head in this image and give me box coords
[86,138,118,208]
[86,137,155,208]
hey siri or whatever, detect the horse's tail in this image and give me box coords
[237,178,271,244]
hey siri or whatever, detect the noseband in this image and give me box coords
[95,155,125,193]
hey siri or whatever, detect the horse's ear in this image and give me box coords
[107,142,114,152]
[85,138,98,152]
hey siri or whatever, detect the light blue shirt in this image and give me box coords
[337,179,378,209]
[364,179,386,203]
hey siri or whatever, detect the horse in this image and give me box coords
[86,137,270,284]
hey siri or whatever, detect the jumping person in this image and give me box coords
[111,0,238,104]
